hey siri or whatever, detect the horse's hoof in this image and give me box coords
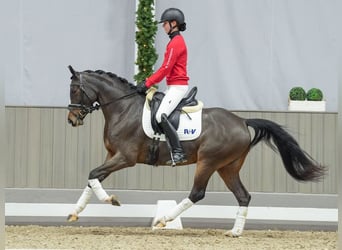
[224,230,241,238]
[156,221,166,228]
[67,214,79,222]
[152,221,166,230]
[109,195,121,206]
[152,217,166,228]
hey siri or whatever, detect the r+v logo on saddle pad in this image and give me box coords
[184,128,197,135]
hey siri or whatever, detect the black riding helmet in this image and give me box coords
[159,8,186,33]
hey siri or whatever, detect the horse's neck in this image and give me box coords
[99,89,144,125]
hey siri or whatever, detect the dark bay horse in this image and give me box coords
[66,66,325,237]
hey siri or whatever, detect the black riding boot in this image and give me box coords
[160,114,187,166]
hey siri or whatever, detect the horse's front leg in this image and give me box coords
[153,162,214,228]
[67,151,132,222]
[152,198,194,228]
[67,185,93,222]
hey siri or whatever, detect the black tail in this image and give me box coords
[246,118,326,182]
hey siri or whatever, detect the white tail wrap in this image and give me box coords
[73,186,92,215]
[231,206,248,237]
[88,179,109,202]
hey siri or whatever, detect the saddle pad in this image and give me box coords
[142,101,202,141]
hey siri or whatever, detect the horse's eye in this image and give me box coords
[70,86,78,95]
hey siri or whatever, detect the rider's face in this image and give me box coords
[162,21,170,34]
[162,20,177,34]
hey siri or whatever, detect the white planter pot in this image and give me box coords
[288,100,326,112]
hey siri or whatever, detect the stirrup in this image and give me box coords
[166,152,187,166]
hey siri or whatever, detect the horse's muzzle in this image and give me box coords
[67,111,84,127]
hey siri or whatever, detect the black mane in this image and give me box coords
[83,69,137,89]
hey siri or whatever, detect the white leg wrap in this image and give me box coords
[231,206,248,236]
[72,186,93,215]
[88,179,110,202]
[164,198,194,222]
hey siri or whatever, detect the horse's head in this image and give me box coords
[67,65,99,127]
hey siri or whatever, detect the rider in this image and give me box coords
[137,8,189,165]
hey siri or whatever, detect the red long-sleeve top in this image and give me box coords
[145,33,189,88]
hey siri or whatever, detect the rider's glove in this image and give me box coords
[136,80,149,94]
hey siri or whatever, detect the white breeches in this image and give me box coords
[156,85,189,123]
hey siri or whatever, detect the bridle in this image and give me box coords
[68,74,137,121]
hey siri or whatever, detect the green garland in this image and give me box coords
[134,0,158,83]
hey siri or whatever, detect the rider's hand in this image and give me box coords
[136,80,149,93]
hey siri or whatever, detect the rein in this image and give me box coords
[100,91,138,108]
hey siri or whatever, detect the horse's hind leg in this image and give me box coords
[217,155,251,237]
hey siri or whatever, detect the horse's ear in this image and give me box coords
[68,65,78,78]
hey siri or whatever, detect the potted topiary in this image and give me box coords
[288,87,326,111]
[289,87,306,101]
[306,88,323,101]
